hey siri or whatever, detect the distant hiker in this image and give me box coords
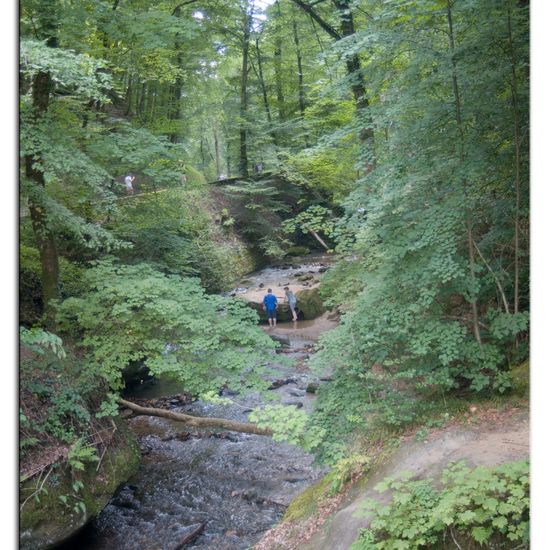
[263,288,278,327]
[254,162,264,174]
[124,173,135,194]
[284,287,298,322]
[181,172,187,185]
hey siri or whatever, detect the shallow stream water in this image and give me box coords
[63,259,336,550]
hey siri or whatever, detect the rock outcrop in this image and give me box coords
[19,420,140,550]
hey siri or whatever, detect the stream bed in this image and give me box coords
[64,259,336,550]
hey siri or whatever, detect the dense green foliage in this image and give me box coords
[351,461,529,549]
[20,2,529,539]
[55,260,276,394]
[301,0,529,459]
[108,187,257,291]
[20,328,106,460]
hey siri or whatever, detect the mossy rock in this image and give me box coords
[283,472,335,523]
[286,246,311,257]
[246,300,295,322]
[296,288,326,320]
[19,420,140,550]
[246,287,325,321]
[510,361,529,396]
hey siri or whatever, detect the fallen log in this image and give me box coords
[118,398,273,437]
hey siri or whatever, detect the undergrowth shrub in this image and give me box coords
[351,461,529,549]
[55,259,277,394]
[19,328,107,467]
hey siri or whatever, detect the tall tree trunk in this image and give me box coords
[254,37,277,144]
[149,81,157,122]
[292,13,310,146]
[239,8,252,177]
[292,17,306,119]
[25,152,60,328]
[137,81,146,117]
[333,0,375,174]
[291,0,375,174]
[144,83,152,122]
[125,75,133,116]
[200,136,206,172]
[274,0,285,125]
[506,1,523,315]
[213,125,222,178]
[169,4,184,143]
[24,75,60,327]
[446,0,482,344]
[24,6,60,328]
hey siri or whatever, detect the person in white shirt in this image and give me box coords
[124,174,135,194]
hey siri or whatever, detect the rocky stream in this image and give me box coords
[60,256,336,550]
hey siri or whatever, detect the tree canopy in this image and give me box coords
[20,0,529,477]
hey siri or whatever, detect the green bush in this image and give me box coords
[20,245,89,324]
[184,165,207,188]
[111,187,256,292]
[351,461,529,549]
[55,259,277,394]
[20,247,43,327]
[20,328,107,451]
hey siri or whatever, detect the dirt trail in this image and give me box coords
[256,407,529,550]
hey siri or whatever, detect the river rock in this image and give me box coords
[327,309,341,321]
[269,378,297,389]
[282,400,303,408]
[112,487,141,510]
[122,361,153,388]
[221,387,239,397]
[306,383,319,394]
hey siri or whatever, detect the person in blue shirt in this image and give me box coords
[263,288,278,327]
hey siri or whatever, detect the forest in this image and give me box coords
[19,0,530,548]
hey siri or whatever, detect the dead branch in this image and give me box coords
[118,398,273,437]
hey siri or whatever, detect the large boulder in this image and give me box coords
[295,288,326,320]
[247,300,295,322]
[244,287,326,322]
[19,420,140,550]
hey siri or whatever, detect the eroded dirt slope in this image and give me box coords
[256,406,529,550]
